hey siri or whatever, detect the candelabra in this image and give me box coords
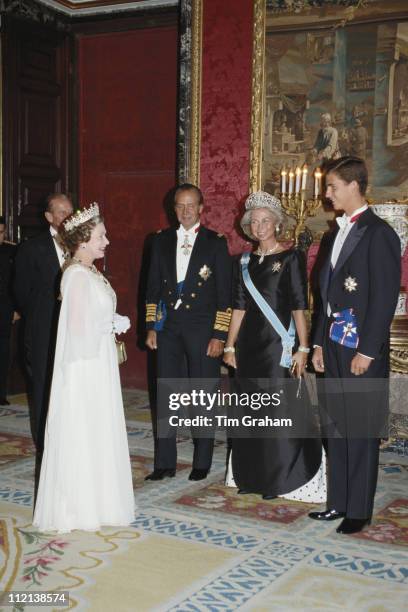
[280,165,323,248]
[280,192,323,248]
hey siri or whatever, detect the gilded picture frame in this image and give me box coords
[250,0,408,240]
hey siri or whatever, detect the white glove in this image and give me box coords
[113,313,131,334]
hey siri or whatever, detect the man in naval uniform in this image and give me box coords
[310,157,400,534]
[14,193,73,452]
[145,183,232,481]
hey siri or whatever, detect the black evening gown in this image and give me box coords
[231,248,322,497]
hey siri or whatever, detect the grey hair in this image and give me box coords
[240,206,287,240]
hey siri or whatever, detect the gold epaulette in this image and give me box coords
[214,307,232,332]
[146,303,158,322]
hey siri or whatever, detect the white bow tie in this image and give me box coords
[336,215,351,230]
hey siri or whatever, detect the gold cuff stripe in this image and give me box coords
[215,315,232,323]
[146,316,156,322]
[214,324,229,332]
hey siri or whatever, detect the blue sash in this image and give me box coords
[329,308,359,349]
[153,281,184,331]
[240,253,295,368]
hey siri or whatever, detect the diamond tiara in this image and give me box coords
[245,191,282,211]
[63,202,100,232]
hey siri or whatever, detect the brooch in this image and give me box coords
[199,265,212,281]
[344,276,358,292]
[342,322,357,338]
[271,262,282,273]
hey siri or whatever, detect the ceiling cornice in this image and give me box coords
[3,0,178,18]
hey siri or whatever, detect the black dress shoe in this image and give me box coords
[262,494,276,500]
[336,518,370,534]
[188,468,209,481]
[309,509,346,521]
[237,489,250,495]
[144,468,176,481]
[0,398,10,406]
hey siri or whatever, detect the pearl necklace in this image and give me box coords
[254,243,280,264]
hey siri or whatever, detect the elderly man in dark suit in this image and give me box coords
[310,157,401,534]
[0,216,18,405]
[14,193,73,451]
[145,183,232,481]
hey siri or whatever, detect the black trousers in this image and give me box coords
[24,319,57,453]
[322,326,388,519]
[0,305,13,400]
[155,313,220,470]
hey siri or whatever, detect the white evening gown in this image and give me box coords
[33,264,135,533]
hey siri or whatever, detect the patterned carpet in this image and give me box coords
[0,392,407,611]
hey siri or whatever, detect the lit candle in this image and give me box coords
[288,168,294,195]
[301,164,308,191]
[295,166,301,194]
[314,168,322,197]
[281,167,287,195]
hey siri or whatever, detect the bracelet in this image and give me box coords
[298,346,310,354]
[223,346,236,354]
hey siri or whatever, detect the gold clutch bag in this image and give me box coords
[115,336,127,365]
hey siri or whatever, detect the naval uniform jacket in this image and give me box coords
[146,225,232,340]
[314,208,401,362]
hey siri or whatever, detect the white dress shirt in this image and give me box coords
[176,221,200,283]
[330,203,368,269]
[50,226,66,268]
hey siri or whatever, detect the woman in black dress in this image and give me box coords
[224,191,325,501]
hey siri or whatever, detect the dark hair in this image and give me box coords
[45,193,72,213]
[59,215,103,253]
[0,215,5,225]
[324,156,368,195]
[174,183,204,206]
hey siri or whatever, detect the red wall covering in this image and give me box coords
[78,27,178,388]
[200,0,254,256]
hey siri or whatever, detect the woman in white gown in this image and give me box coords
[33,203,135,533]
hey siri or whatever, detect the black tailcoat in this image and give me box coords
[314,208,401,518]
[14,230,62,450]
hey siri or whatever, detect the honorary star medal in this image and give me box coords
[271,262,282,273]
[344,276,358,292]
[199,265,212,280]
